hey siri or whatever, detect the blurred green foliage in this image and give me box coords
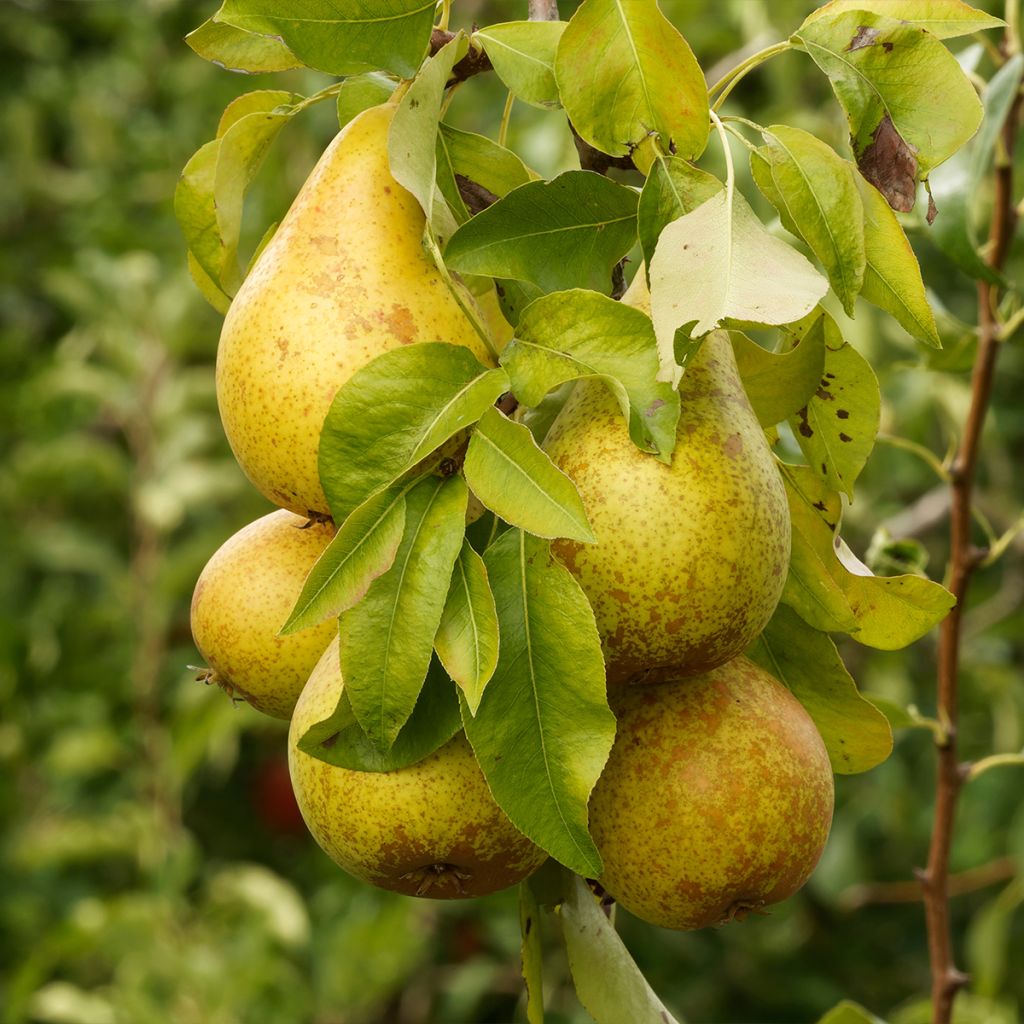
[1,1,1022,1022]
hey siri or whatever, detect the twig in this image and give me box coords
[456,174,498,215]
[840,856,1017,911]
[921,28,1022,1024]
[430,29,493,83]
[528,0,560,20]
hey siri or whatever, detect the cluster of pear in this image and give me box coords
[190,101,835,929]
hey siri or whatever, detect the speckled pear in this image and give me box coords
[589,657,834,930]
[288,639,548,898]
[541,272,790,682]
[190,509,336,719]
[216,103,494,515]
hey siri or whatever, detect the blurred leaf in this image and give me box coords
[555,0,708,159]
[475,21,566,109]
[339,475,467,750]
[504,289,679,460]
[337,71,397,129]
[966,878,1024,997]
[388,33,468,221]
[434,539,499,715]
[560,872,681,1024]
[187,11,303,72]
[519,881,545,1024]
[464,407,595,543]
[752,126,865,316]
[282,485,407,634]
[815,999,888,1024]
[649,189,828,385]
[444,172,639,294]
[319,343,508,523]
[217,0,434,77]
[463,531,613,877]
[731,328,825,428]
[748,604,893,774]
[299,649,462,771]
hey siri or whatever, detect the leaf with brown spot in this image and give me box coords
[784,310,879,498]
[793,9,983,191]
[857,113,917,212]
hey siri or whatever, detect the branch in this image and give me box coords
[922,30,1022,1024]
[430,29,493,83]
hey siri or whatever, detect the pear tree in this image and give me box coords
[177,2,1021,1022]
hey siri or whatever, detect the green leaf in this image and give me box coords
[496,278,545,328]
[787,310,880,498]
[781,463,955,647]
[475,21,566,109]
[649,188,828,385]
[503,289,679,461]
[444,171,639,294]
[339,475,467,750]
[388,33,469,222]
[857,174,940,346]
[752,126,865,316]
[175,140,225,288]
[217,0,435,78]
[186,250,232,314]
[434,539,499,715]
[731,328,825,428]
[519,881,545,1024]
[298,645,462,771]
[781,465,860,634]
[281,485,408,634]
[929,55,1023,283]
[560,872,681,1024]
[439,124,537,199]
[793,9,983,179]
[337,71,397,129]
[187,11,303,73]
[748,604,893,774]
[464,407,596,543]
[966,878,1024,998]
[815,1000,888,1024]
[319,342,509,523]
[800,0,1004,40]
[213,100,297,291]
[638,154,722,269]
[217,89,295,136]
[555,0,708,160]
[463,530,614,877]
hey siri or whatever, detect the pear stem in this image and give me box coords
[921,18,1021,1024]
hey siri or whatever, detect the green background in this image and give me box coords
[1,1,1022,1022]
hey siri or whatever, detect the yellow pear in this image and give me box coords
[589,657,834,930]
[191,509,336,719]
[542,269,789,681]
[216,103,494,515]
[289,639,547,898]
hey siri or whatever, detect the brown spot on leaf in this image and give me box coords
[839,432,853,442]
[645,398,666,417]
[859,113,918,213]
[847,25,881,51]
[837,409,849,419]
[796,407,813,438]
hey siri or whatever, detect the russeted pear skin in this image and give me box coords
[542,330,790,683]
[288,639,548,899]
[190,510,336,719]
[589,657,834,930]
[216,103,494,515]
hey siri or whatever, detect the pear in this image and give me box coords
[589,657,834,930]
[289,639,548,898]
[542,321,790,683]
[191,509,336,719]
[216,103,494,516]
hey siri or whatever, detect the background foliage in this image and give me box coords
[1,1,1022,1022]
